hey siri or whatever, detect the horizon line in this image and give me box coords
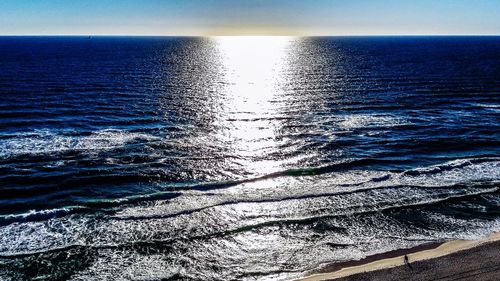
[1,34,500,37]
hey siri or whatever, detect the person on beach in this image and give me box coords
[404,255,413,270]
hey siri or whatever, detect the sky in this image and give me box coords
[0,0,499,35]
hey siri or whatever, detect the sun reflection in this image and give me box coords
[215,36,293,175]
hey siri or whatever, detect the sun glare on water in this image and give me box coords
[215,36,294,175]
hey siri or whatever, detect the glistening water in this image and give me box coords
[0,36,499,280]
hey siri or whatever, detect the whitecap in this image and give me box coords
[338,114,408,130]
[0,129,158,158]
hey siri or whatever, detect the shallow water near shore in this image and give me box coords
[0,36,499,280]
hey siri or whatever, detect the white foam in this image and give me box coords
[0,215,90,255]
[473,103,500,108]
[472,103,500,112]
[110,158,500,222]
[0,129,158,158]
[398,158,500,187]
[0,158,498,277]
[70,251,181,281]
[338,114,408,129]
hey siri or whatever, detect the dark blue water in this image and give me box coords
[0,36,499,280]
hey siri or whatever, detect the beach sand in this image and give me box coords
[299,232,500,281]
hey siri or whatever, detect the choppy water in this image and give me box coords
[0,36,499,280]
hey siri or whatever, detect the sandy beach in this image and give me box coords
[300,232,500,281]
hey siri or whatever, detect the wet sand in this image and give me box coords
[299,232,500,281]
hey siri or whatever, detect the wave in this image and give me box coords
[95,157,500,225]
[471,103,500,112]
[214,187,498,236]
[338,114,409,129]
[1,185,497,258]
[0,206,101,226]
[1,157,498,226]
[0,158,498,263]
[0,129,159,158]
[402,157,498,176]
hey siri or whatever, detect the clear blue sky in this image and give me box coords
[0,0,499,35]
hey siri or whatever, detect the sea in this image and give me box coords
[0,36,499,280]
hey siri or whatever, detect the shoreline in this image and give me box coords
[299,232,500,281]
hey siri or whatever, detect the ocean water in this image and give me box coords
[0,36,499,280]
